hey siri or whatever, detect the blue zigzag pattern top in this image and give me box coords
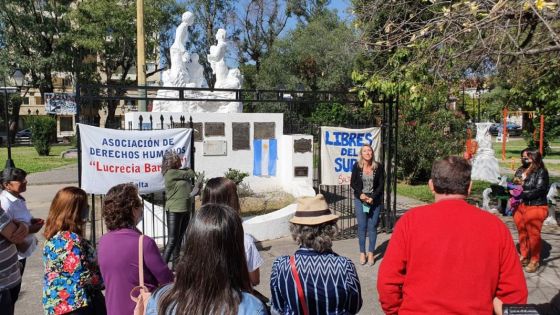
[270,247,363,315]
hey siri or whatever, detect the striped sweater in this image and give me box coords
[0,207,21,291]
[270,247,362,315]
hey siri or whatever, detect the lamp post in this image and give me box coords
[3,69,24,168]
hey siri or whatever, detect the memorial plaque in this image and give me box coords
[294,138,312,153]
[232,122,250,150]
[254,122,275,139]
[193,122,203,142]
[205,122,225,137]
[203,140,227,156]
[294,167,309,177]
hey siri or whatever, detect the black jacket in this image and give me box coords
[350,161,385,204]
[514,166,549,206]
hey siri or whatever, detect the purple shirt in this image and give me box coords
[98,228,173,315]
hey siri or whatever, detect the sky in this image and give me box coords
[167,0,353,68]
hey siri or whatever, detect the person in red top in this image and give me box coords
[377,156,528,314]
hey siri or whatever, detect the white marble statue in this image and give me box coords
[152,15,243,113]
[471,123,501,183]
[164,11,195,88]
[186,53,207,88]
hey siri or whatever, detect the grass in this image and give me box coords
[397,180,490,204]
[0,145,77,173]
[492,137,560,160]
[398,177,560,204]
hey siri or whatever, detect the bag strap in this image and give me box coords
[289,256,309,315]
[138,234,144,287]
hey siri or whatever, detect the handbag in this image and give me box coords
[130,235,151,315]
[289,256,309,315]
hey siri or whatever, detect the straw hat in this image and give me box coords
[289,194,339,225]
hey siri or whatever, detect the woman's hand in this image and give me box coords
[360,193,367,202]
[493,297,503,315]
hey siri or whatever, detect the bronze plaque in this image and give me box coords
[294,138,312,153]
[254,122,275,139]
[232,122,250,150]
[205,122,225,137]
[193,122,203,142]
[294,167,309,177]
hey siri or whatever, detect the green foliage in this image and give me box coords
[28,116,57,156]
[309,103,370,126]
[0,1,74,93]
[224,168,249,185]
[398,109,466,184]
[256,10,358,91]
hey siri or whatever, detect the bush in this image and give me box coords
[398,109,467,184]
[29,116,56,156]
[224,168,249,185]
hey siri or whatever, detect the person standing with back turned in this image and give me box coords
[377,156,527,314]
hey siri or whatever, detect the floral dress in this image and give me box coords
[42,231,104,315]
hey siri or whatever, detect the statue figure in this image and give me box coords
[471,123,501,183]
[207,29,230,88]
[152,15,242,113]
[164,11,195,88]
[186,53,207,88]
[172,12,194,51]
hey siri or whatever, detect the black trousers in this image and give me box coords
[163,211,189,263]
[0,285,19,315]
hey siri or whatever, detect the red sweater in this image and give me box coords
[377,199,527,314]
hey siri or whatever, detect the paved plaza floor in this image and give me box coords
[12,165,560,314]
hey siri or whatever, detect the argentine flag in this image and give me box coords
[253,139,277,176]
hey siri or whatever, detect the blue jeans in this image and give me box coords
[354,198,381,253]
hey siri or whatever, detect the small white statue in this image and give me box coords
[545,182,559,226]
[186,53,207,88]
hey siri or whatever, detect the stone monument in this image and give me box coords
[471,122,501,183]
[152,13,242,113]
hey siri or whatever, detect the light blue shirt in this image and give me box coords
[145,284,266,315]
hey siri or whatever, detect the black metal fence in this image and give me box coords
[76,84,398,245]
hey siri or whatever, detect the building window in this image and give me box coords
[35,96,43,105]
[23,97,29,105]
[60,116,73,132]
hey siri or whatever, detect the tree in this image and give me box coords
[287,0,330,23]
[236,0,289,74]
[257,10,359,91]
[71,0,183,126]
[0,0,74,95]
[187,0,237,88]
[29,115,57,156]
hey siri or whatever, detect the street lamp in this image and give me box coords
[3,69,24,168]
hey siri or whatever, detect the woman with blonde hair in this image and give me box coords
[42,186,105,315]
[350,144,385,265]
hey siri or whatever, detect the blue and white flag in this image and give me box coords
[253,139,277,176]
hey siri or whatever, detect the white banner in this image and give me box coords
[79,124,191,194]
[320,126,381,185]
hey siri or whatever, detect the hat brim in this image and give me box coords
[289,214,339,226]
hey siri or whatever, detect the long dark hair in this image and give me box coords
[201,177,240,212]
[524,149,545,176]
[158,203,251,315]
